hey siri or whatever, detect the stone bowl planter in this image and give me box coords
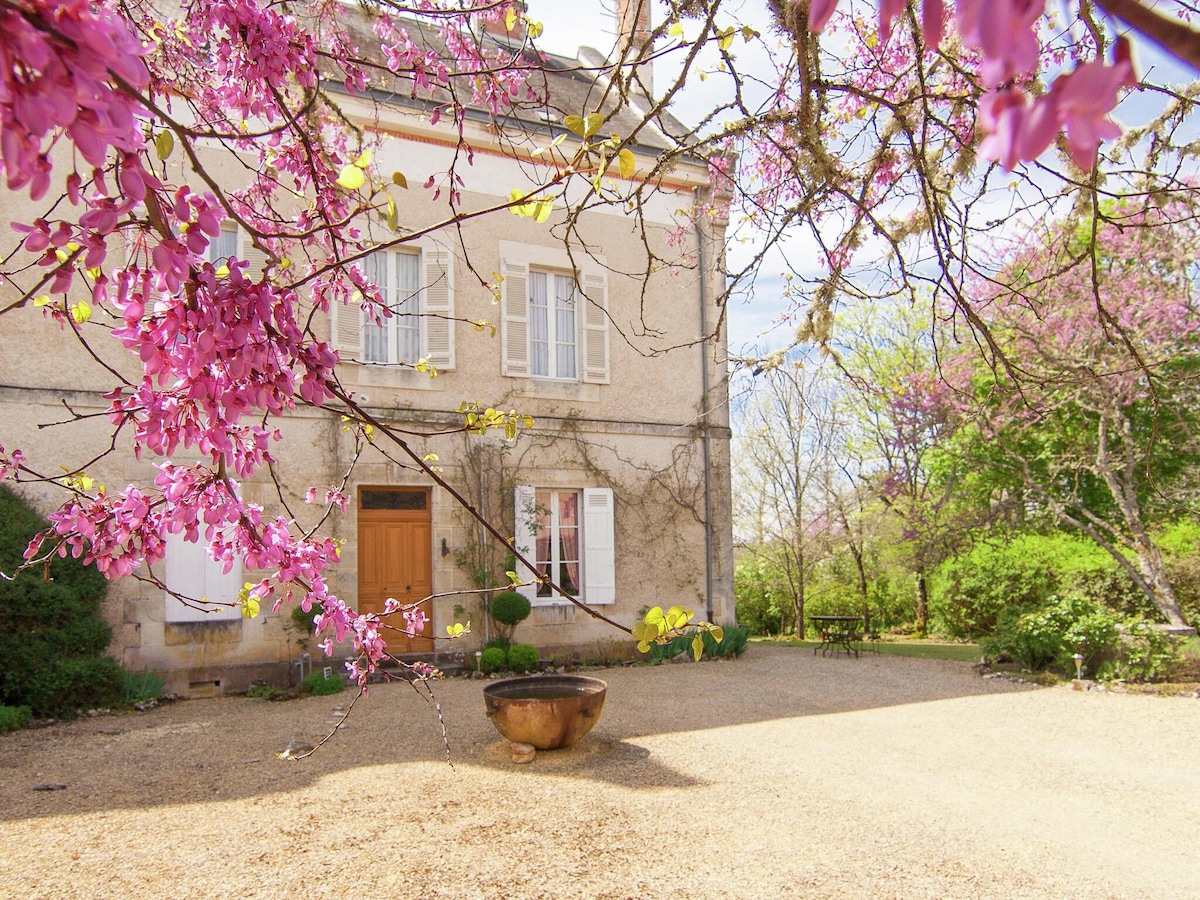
[483,675,607,750]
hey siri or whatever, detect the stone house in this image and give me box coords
[0,3,734,695]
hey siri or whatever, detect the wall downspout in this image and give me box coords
[695,202,715,623]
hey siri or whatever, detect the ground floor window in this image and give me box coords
[514,485,615,606]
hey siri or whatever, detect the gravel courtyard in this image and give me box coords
[2,644,1198,899]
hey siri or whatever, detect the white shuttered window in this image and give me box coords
[513,485,615,606]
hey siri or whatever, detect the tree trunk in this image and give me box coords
[1136,545,1188,626]
[915,569,929,634]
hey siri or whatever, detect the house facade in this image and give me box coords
[0,5,734,695]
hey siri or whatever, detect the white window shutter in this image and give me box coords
[329,295,363,359]
[423,246,455,370]
[501,258,530,377]
[582,487,616,605]
[238,229,271,281]
[582,270,610,384]
[512,484,539,605]
[163,533,241,622]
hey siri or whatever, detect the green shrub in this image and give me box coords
[484,637,511,652]
[490,590,531,641]
[734,556,785,635]
[300,671,345,696]
[1110,619,1183,683]
[706,625,749,658]
[982,595,1121,673]
[0,704,32,732]
[933,533,1140,639]
[479,646,508,674]
[121,668,166,705]
[0,486,122,718]
[507,643,540,673]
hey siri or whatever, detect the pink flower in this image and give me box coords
[1050,56,1133,169]
[808,0,839,32]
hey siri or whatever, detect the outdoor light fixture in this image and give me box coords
[1073,653,1084,681]
[441,537,450,557]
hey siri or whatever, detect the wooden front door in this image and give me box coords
[358,488,434,654]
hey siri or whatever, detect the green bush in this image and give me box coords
[706,625,749,658]
[933,532,1141,639]
[121,668,166,705]
[490,590,531,641]
[507,643,540,673]
[982,595,1121,673]
[484,637,511,652]
[734,556,785,635]
[1109,619,1183,683]
[0,486,122,718]
[0,704,32,732]
[479,646,508,674]
[300,671,345,696]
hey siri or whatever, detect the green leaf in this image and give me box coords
[709,625,725,645]
[69,300,92,324]
[741,25,759,42]
[386,194,398,231]
[532,197,553,223]
[392,171,408,189]
[506,570,520,585]
[241,596,261,619]
[717,26,735,51]
[336,165,366,190]
[692,634,704,662]
[617,148,635,180]
[668,22,685,37]
[565,113,603,138]
[155,130,174,161]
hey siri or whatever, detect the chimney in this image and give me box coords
[481,1,528,44]
[616,0,653,95]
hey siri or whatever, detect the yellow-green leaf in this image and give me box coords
[33,295,50,307]
[354,149,373,168]
[717,26,735,51]
[741,25,759,42]
[636,640,653,654]
[336,165,366,190]
[617,148,635,179]
[692,634,704,661]
[506,570,520,585]
[564,113,603,138]
[526,18,543,38]
[70,300,92,324]
[532,197,553,224]
[668,22,685,37]
[386,194,398,231]
[392,171,408,189]
[241,596,261,619]
[155,129,174,161]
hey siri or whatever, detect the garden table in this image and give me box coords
[810,615,862,658]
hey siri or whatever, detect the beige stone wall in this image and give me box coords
[0,95,733,694]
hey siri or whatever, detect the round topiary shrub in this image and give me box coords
[491,590,532,642]
[507,643,540,673]
[479,646,508,674]
[300,671,345,696]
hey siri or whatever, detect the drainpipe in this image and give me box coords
[695,200,715,624]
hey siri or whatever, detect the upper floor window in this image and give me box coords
[529,270,578,380]
[500,241,609,384]
[329,243,455,372]
[362,251,422,365]
[206,225,239,267]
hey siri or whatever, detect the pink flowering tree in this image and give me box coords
[946,200,1200,626]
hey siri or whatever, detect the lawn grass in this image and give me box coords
[750,635,982,662]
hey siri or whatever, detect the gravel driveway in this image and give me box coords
[2,644,1198,899]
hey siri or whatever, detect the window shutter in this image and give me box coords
[582,270,610,384]
[238,230,271,282]
[501,259,530,377]
[423,246,455,370]
[512,484,539,606]
[582,487,615,605]
[163,533,241,622]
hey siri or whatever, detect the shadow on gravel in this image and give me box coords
[0,644,1029,820]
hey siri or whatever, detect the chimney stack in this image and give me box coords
[482,1,528,44]
[616,0,654,96]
